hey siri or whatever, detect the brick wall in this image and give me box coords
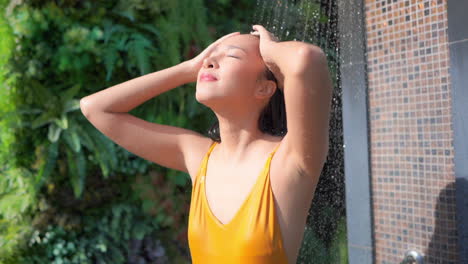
[364,0,458,263]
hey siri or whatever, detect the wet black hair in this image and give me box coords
[206,67,287,143]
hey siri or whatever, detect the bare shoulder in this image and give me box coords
[180,134,215,186]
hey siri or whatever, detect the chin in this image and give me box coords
[195,89,213,106]
[196,90,228,111]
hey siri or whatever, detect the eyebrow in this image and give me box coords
[213,45,247,54]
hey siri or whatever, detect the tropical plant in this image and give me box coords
[0,0,255,262]
[0,0,346,262]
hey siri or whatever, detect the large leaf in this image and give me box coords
[35,141,59,192]
[66,147,87,199]
[31,111,55,129]
[74,123,95,150]
[102,20,127,44]
[88,128,117,178]
[127,33,154,75]
[63,128,81,153]
[60,84,81,103]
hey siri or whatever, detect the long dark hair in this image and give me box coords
[206,67,287,142]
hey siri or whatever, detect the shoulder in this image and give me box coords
[182,135,217,185]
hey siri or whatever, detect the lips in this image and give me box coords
[200,72,218,82]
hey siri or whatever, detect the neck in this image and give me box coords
[214,109,264,162]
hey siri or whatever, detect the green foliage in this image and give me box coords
[298,225,331,263]
[0,0,15,169]
[1,0,255,262]
[329,216,349,264]
[297,214,348,264]
[0,0,345,263]
[0,167,38,258]
[1,202,168,264]
[1,0,217,199]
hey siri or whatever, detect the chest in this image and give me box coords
[203,152,319,264]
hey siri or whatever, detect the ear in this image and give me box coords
[255,80,277,99]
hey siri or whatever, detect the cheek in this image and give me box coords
[221,63,259,88]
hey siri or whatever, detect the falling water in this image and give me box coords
[250,1,345,264]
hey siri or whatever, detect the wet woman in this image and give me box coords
[80,25,333,264]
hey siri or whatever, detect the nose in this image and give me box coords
[202,55,218,69]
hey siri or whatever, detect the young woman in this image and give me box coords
[80,25,333,264]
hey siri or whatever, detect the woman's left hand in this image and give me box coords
[250,25,278,62]
[250,25,284,89]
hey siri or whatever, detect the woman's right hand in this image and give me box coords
[185,32,240,82]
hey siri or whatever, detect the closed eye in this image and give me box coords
[227,55,240,59]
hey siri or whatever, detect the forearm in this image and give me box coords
[80,61,195,114]
[268,41,323,76]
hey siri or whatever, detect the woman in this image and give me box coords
[80,25,333,264]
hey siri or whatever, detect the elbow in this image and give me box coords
[80,97,93,118]
[292,46,326,75]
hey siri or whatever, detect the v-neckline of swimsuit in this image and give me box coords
[188,140,289,264]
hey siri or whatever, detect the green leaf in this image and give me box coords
[60,84,81,103]
[102,21,127,44]
[127,33,154,75]
[54,113,68,130]
[75,124,95,150]
[30,80,56,106]
[31,111,55,129]
[66,148,85,199]
[76,150,87,195]
[63,99,80,113]
[88,129,118,176]
[139,24,160,37]
[63,129,81,153]
[48,123,62,142]
[117,9,135,22]
[103,47,119,81]
[35,141,59,191]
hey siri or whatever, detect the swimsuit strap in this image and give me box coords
[270,141,282,156]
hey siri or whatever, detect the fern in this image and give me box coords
[103,46,119,81]
[126,33,154,76]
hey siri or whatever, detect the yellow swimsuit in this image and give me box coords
[188,140,289,264]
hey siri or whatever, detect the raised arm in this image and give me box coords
[252,25,333,182]
[80,32,240,180]
[80,61,205,176]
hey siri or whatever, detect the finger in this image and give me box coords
[252,25,268,33]
[252,25,273,41]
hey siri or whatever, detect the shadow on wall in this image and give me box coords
[425,179,464,263]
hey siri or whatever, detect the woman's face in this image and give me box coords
[195,34,269,108]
